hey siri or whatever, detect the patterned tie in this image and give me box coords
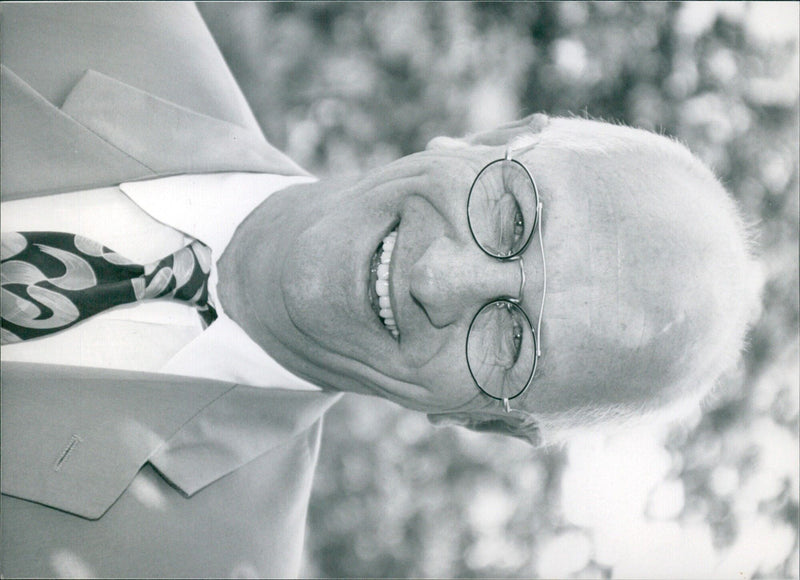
[1,231,217,345]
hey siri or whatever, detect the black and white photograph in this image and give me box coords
[1,2,798,578]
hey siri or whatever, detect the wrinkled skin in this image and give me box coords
[219,116,754,431]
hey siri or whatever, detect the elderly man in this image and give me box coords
[0,2,759,578]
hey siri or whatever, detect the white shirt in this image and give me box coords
[1,172,319,392]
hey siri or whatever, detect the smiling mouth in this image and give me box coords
[369,225,399,339]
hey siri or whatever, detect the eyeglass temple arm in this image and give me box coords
[535,200,545,358]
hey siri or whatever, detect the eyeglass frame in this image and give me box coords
[464,148,547,414]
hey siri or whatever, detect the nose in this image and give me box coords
[409,238,522,328]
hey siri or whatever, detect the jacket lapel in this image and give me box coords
[149,386,342,497]
[0,362,234,519]
[0,362,341,519]
[63,70,310,182]
[0,65,153,201]
[1,67,309,202]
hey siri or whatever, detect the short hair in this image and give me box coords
[523,117,763,444]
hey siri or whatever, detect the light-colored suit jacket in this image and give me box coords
[1,4,340,577]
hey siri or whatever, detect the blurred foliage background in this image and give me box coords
[199,2,799,578]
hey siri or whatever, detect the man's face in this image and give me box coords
[229,119,744,419]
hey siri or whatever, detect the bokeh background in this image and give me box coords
[198,2,799,578]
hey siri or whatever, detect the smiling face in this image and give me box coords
[222,148,524,414]
[219,116,758,434]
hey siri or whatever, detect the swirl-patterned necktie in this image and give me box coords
[1,231,217,345]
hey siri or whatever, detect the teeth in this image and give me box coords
[374,228,399,338]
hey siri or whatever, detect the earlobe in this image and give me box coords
[524,112,550,134]
[426,410,542,446]
[464,113,550,147]
[425,113,550,152]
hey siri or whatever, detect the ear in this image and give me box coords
[427,410,542,447]
[425,113,550,151]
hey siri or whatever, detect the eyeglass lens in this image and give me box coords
[467,159,538,259]
[466,158,540,401]
[467,300,537,400]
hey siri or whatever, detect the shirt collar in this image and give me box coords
[119,172,315,258]
[119,173,321,392]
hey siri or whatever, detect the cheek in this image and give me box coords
[413,339,481,408]
[280,222,358,344]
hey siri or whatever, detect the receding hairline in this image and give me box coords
[511,117,762,441]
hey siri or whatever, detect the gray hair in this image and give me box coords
[524,118,763,445]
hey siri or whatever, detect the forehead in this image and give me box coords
[515,124,730,413]
[521,125,707,297]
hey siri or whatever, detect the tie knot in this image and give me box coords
[134,240,217,323]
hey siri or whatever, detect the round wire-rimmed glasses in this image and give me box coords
[465,150,546,413]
